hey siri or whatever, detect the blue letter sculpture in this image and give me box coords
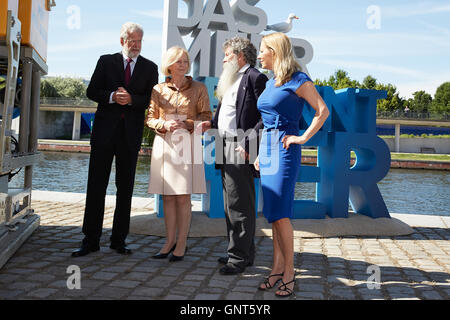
[155,78,390,219]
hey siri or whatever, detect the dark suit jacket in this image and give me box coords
[87,53,158,152]
[211,66,268,166]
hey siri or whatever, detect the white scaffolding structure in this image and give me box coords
[0,11,46,268]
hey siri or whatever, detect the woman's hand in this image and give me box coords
[281,135,307,150]
[253,156,260,171]
[195,121,212,134]
[164,120,186,132]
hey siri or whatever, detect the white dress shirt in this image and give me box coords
[218,64,250,137]
[109,52,139,104]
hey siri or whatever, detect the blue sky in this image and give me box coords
[46,0,450,98]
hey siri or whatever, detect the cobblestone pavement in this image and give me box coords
[0,200,449,300]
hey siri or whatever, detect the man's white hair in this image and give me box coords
[120,22,144,40]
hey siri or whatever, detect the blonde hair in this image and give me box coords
[261,32,301,87]
[161,46,191,76]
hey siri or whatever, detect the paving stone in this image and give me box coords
[232,286,259,293]
[184,274,206,281]
[26,288,59,298]
[385,285,416,299]
[93,286,131,299]
[178,280,203,287]
[297,283,325,292]
[0,274,21,284]
[163,294,186,300]
[329,287,356,299]
[91,271,118,281]
[194,293,222,300]
[236,279,260,287]
[208,279,230,289]
[147,276,178,288]
[132,286,165,298]
[0,289,24,299]
[122,271,152,281]
[357,287,385,299]
[295,291,324,300]
[0,198,447,301]
[225,292,254,300]
[109,280,141,289]
[420,290,444,300]
[26,273,57,282]
[8,281,41,291]
[62,287,95,298]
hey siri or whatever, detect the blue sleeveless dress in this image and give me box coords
[257,71,312,223]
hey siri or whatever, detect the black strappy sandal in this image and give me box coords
[275,278,296,298]
[258,273,284,291]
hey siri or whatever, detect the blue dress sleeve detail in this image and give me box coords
[289,72,312,91]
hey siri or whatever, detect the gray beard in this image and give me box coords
[123,48,140,59]
[216,57,240,102]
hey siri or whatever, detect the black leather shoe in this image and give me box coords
[152,243,177,259]
[218,256,228,264]
[169,246,188,262]
[110,244,132,255]
[169,253,184,262]
[71,245,99,257]
[219,262,244,275]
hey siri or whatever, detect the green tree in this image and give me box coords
[324,69,361,90]
[375,83,404,112]
[430,82,450,114]
[40,77,87,98]
[408,90,432,113]
[40,79,59,97]
[314,70,405,112]
[362,75,377,89]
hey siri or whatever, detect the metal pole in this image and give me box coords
[18,60,32,154]
[394,123,400,153]
[24,68,41,189]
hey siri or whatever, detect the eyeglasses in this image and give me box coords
[126,39,143,44]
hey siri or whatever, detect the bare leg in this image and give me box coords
[273,218,295,296]
[161,195,177,253]
[174,194,191,256]
[259,224,285,289]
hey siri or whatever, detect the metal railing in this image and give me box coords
[40,97,96,107]
[38,98,450,121]
[376,111,449,121]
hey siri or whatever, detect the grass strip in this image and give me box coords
[302,149,450,162]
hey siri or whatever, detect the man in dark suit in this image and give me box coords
[198,37,268,274]
[72,22,158,257]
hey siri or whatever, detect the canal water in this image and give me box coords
[10,151,450,217]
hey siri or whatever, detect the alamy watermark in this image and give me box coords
[159,125,281,175]
[66,265,81,290]
[366,265,381,289]
[66,5,81,30]
[366,5,381,30]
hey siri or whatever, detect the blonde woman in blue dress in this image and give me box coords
[255,32,329,297]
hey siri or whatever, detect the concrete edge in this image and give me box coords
[30,190,448,229]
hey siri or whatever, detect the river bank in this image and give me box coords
[37,139,450,170]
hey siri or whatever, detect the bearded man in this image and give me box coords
[198,37,268,275]
[72,22,158,257]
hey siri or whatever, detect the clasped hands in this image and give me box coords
[113,87,132,105]
[163,119,187,132]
